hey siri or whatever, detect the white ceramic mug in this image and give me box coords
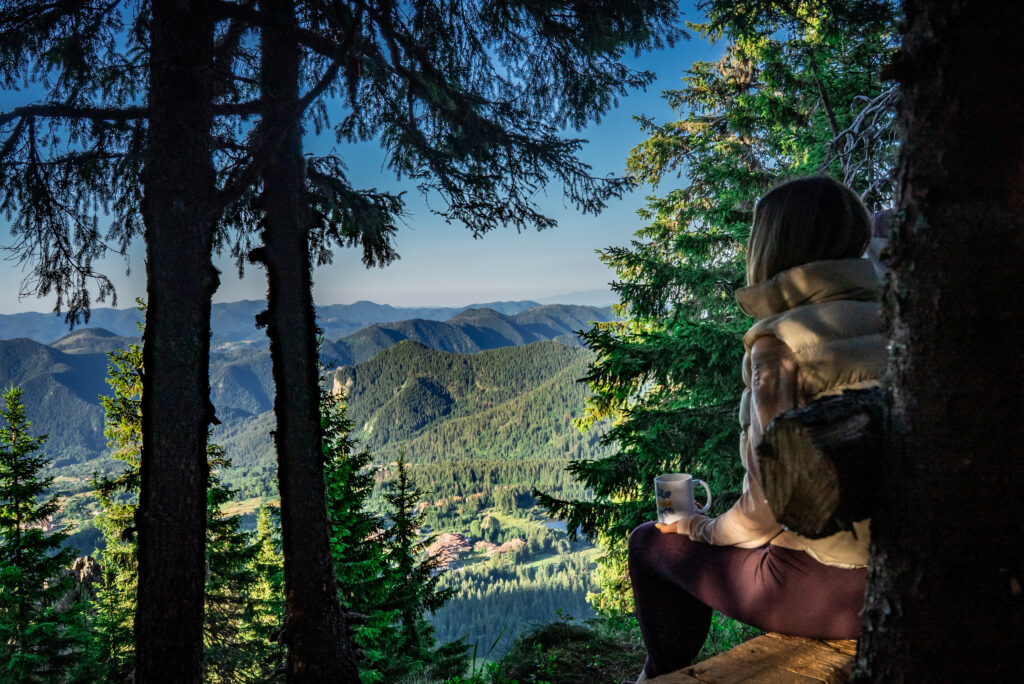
[654,473,713,525]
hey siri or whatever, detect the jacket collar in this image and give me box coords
[735,258,881,320]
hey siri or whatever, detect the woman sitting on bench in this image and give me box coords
[628,176,884,681]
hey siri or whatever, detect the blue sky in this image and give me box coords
[1,5,721,314]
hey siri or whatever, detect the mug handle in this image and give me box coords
[692,479,713,513]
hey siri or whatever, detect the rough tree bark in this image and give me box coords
[254,0,359,680]
[856,2,1024,679]
[135,0,217,681]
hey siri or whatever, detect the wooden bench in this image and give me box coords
[647,633,856,683]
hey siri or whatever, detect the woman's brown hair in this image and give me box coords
[746,176,871,285]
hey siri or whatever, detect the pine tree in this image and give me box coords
[382,452,470,682]
[90,323,144,680]
[323,386,470,682]
[204,446,284,683]
[250,504,286,677]
[538,0,899,613]
[0,387,89,681]
[322,390,402,683]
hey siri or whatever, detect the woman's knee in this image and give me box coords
[628,520,661,557]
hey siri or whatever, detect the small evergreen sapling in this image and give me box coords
[383,452,470,682]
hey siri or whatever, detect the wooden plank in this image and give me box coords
[647,634,856,684]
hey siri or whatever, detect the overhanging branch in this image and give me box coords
[213,58,343,216]
[0,103,147,126]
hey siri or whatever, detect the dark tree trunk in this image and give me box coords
[856,2,1024,680]
[257,1,359,680]
[136,1,217,681]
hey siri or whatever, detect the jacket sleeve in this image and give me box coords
[684,335,802,547]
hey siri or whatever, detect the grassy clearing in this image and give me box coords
[220,496,277,518]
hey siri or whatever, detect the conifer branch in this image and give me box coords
[0,103,146,126]
[213,59,342,215]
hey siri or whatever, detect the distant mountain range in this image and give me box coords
[0,302,616,477]
[0,299,551,345]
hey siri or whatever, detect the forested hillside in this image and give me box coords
[0,337,109,467]
[218,341,609,498]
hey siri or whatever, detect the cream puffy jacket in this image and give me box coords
[684,258,886,568]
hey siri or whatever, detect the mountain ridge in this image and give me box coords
[0,299,548,344]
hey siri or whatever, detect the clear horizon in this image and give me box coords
[0,287,618,316]
[1,3,716,316]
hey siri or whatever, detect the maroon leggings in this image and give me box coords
[627,521,867,677]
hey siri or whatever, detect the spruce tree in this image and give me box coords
[322,390,402,683]
[250,504,287,677]
[538,0,898,613]
[90,333,143,680]
[204,446,284,683]
[383,453,470,682]
[323,390,469,682]
[0,387,89,681]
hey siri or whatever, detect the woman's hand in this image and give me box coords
[655,510,706,536]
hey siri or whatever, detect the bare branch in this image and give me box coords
[0,103,146,126]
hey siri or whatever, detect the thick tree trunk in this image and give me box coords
[856,2,1024,680]
[257,1,359,680]
[136,1,216,681]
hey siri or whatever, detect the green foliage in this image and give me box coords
[382,452,471,682]
[0,338,109,466]
[89,333,143,679]
[491,616,645,684]
[0,387,90,681]
[697,612,762,663]
[539,0,899,614]
[335,340,612,466]
[203,448,284,683]
[323,390,403,682]
[447,613,646,684]
[0,304,615,483]
[324,386,470,683]
[251,503,285,638]
[431,551,597,662]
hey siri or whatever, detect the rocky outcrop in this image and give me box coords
[54,555,103,613]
